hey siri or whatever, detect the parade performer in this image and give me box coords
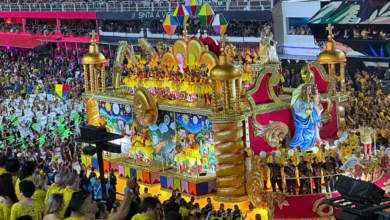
[242,53,253,89]
[379,145,390,170]
[128,125,142,163]
[185,134,202,173]
[140,128,154,166]
[353,122,375,159]
[170,135,185,172]
[354,152,366,179]
[200,64,212,104]
[171,65,181,100]
[288,84,321,150]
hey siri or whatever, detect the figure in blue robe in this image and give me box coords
[288,98,321,150]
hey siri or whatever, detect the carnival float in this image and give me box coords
[80,4,390,219]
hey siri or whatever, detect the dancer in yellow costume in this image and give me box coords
[242,53,253,89]
[185,134,202,173]
[179,66,189,101]
[128,125,143,163]
[171,135,186,172]
[140,128,154,166]
[200,65,212,104]
[163,69,170,99]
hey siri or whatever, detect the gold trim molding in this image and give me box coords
[251,114,290,149]
[246,66,290,115]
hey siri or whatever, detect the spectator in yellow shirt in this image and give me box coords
[141,187,152,201]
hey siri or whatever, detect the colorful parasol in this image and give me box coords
[212,14,228,36]
[163,15,178,35]
[173,5,189,26]
[199,4,215,26]
[185,0,201,18]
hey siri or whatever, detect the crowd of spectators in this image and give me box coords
[288,24,311,35]
[25,20,57,36]
[102,20,143,33]
[60,20,96,37]
[0,158,260,220]
[0,21,22,34]
[330,26,390,40]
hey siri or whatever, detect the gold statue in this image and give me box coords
[259,24,280,65]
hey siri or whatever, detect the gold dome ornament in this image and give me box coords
[317,24,347,94]
[317,24,346,64]
[133,87,158,127]
[209,35,242,115]
[210,38,241,81]
[81,31,107,93]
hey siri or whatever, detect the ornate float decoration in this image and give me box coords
[80,20,389,220]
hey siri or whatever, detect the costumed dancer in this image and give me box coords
[136,59,147,88]
[288,84,321,150]
[127,125,142,163]
[189,63,200,103]
[140,128,154,166]
[123,59,137,94]
[157,62,166,99]
[354,152,366,179]
[353,121,375,159]
[379,145,390,170]
[163,68,171,99]
[242,52,253,90]
[170,65,180,100]
[179,66,189,101]
[200,64,212,104]
[185,134,202,173]
[147,58,158,96]
[170,135,185,172]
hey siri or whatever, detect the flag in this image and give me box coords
[55,84,70,98]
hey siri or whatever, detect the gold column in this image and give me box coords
[328,64,332,77]
[330,64,335,78]
[212,81,218,113]
[235,79,241,113]
[222,81,227,114]
[225,80,230,112]
[213,121,246,201]
[94,66,99,91]
[340,62,345,94]
[85,98,100,126]
[89,64,94,92]
[83,65,88,92]
[101,64,105,92]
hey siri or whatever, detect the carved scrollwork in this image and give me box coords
[246,66,290,113]
[251,114,290,149]
[312,193,334,217]
[138,38,157,59]
[112,41,137,89]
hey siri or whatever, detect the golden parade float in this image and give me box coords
[80,7,389,219]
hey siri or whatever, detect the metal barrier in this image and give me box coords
[0,0,272,12]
